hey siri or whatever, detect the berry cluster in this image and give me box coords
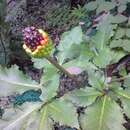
[22,26,52,58]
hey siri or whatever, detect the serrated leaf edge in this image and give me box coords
[3,104,42,130]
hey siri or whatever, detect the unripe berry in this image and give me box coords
[22,26,53,58]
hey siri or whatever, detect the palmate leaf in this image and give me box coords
[64,87,101,107]
[0,65,44,129]
[39,99,79,130]
[80,96,125,130]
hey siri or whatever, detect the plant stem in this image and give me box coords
[45,55,76,80]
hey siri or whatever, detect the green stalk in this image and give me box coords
[45,55,76,80]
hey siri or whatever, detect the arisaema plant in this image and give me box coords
[0,12,130,130]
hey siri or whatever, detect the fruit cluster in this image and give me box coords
[22,26,52,58]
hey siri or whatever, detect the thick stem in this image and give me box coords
[45,55,83,92]
[45,55,76,80]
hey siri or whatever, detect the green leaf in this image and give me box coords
[128,17,130,25]
[2,104,42,130]
[64,87,101,106]
[57,26,83,64]
[76,43,94,59]
[115,89,130,117]
[122,40,130,52]
[119,67,127,76]
[109,50,125,63]
[115,28,125,39]
[48,99,79,128]
[85,1,98,11]
[32,58,57,82]
[0,65,40,95]
[110,39,123,48]
[88,70,104,89]
[126,29,130,38]
[58,26,83,50]
[109,81,122,91]
[111,50,126,64]
[63,55,98,73]
[39,100,79,129]
[38,106,53,130]
[80,96,125,130]
[96,2,116,14]
[124,76,130,88]
[91,15,113,51]
[118,5,127,13]
[93,48,112,68]
[41,74,59,100]
[117,0,128,4]
[110,14,128,24]
[110,39,130,52]
[57,44,82,64]
[32,58,60,101]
